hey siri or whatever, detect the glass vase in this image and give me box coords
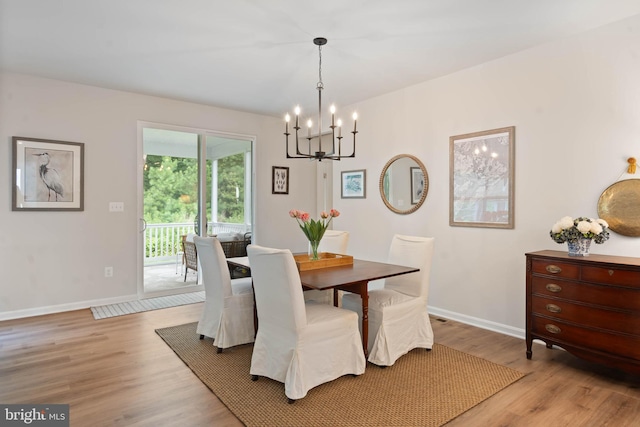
[308,240,321,261]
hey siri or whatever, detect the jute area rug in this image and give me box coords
[156,322,525,427]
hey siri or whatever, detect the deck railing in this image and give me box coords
[144,222,250,265]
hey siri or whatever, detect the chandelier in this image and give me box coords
[285,37,358,161]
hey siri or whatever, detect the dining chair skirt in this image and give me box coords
[342,234,435,366]
[247,244,365,401]
[194,236,255,349]
[342,289,433,366]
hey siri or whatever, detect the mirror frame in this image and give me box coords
[379,154,429,215]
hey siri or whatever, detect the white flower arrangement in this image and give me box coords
[550,216,610,244]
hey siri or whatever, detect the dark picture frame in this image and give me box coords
[341,169,366,199]
[272,166,289,194]
[449,126,515,228]
[12,136,85,211]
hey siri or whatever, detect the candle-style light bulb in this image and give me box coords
[352,112,358,132]
[337,119,342,137]
[307,119,312,137]
[330,105,336,127]
[285,114,290,133]
[294,106,300,127]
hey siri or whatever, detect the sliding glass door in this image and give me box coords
[139,123,253,297]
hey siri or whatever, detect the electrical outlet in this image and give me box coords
[104,267,113,277]
[109,202,124,212]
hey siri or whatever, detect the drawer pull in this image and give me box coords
[545,283,562,293]
[546,265,562,274]
[546,304,562,313]
[545,324,561,334]
[609,270,614,276]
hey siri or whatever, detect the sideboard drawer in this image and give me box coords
[531,295,640,335]
[581,265,640,288]
[531,259,579,279]
[530,275,640,311]
[531,316,640,360]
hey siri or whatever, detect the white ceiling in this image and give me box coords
[2,0,640,119]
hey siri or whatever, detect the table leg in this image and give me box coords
[336,283,369,357]
[359,282,369,358]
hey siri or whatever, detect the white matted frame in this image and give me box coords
[449,126,515,228]
[272,166,289,195]
[341,169,366,199]
[12,136,85,211]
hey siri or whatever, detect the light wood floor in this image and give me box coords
[1,305,639,426]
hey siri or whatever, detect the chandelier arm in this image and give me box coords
[330,112,338,156]
[285,130,301,158]
[295,125,303,155]
[286,124,314,159]
[297,128,311,157]
[296,125,303,155]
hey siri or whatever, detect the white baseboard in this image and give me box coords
[0,294,139,321]
[429,306,525,340]
[1,297,527,339]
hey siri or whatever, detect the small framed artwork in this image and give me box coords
[12,136,85,211]
[341,169,366,199]
[272,166,289,194]
[449,126,515,228]
[410,167,425,205]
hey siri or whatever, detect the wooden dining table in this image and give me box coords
[226,256,419,357]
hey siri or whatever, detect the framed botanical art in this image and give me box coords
[272,166,289,194]
[12,136,85,211]
[449,126,515,228]
[341,169,366,199]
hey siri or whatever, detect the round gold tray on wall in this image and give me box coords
[597,179,640,237]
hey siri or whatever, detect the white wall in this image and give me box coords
[0,74,317,319]
[333,13,640,336]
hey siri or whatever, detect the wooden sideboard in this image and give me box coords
[526,250,640,375]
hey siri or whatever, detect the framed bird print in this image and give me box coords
[12,137,85,211]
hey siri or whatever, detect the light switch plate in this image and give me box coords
[109,202,124,212]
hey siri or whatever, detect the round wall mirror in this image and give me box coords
[379,154,429,214]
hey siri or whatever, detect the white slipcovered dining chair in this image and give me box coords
[318,230,349,254]
[304,230,350,305]
[342,234,435,366]
[194,236,255,352]
[247,244,365,402]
